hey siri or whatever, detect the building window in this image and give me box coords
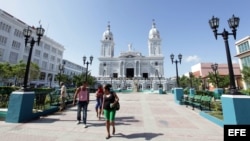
[0,48,4,61]
[238,41,250,53]
[0,35,7,46]
[42,61,47,70]
[35,49,41,57]
[242,56,250,67]
[43,53,49,59]
[14,29,23,38]
[57,50,62,56]
[9,51,18,63]
[39,41,43,47]
[49,63,54,71]
[33,58,39,65]
[12,40,21,50]
[39,72,46,80]
[44,44,50,50]
[57,58,60,63]
[52,47,56,53]
[0,22,11,33]
[50,55,55,61]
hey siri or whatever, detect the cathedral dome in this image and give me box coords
[149,20,160,39]
[102,23,113,41]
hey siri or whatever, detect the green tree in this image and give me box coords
[207,72,230,88]
[0,62,12,79]
[12,61,40,86]
[241,66,250,86]
[0,62,13,85]
[179,75,189,88]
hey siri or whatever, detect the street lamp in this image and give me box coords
[48,74,52,88]
[23,25,45,90]
[209,15,240,94]
[58,60,65,85]
[170,53,182,87]
[83,55,93,82]
[110,73,113,85]
[103,62,106,84]
[189,72,193,88]
[211,63,219,88]
[155,70,162,88]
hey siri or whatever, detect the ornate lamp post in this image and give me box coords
[48,74,52,88]
[209,15,240,94]
[23,25,45,90]
[83,55,93,82]
[155,70,162,88]
[211,63,219,88]
[58,61,65,85]
[170,53,182,87]
[103,62,106,84]
[110,73,113,85]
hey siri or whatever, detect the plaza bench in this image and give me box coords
[192,95,213,111]
[191,95,202,110]
[200,95,213,111]
[181,95,194,107]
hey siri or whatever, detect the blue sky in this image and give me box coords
[1,0,250,78]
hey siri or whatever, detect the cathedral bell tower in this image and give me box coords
[148,19,162,56]
[100,22,115,57]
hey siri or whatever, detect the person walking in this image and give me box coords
[73,81,89,128]
[95,85,104,120]
[59,82,67,111]
[102,84,119,139]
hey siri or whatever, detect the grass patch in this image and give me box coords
[207,111,223,120]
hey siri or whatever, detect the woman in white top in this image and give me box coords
[60,82,67,111]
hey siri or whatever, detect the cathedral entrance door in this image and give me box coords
[126,68,134,78]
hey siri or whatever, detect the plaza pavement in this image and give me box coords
[0,92,223,141]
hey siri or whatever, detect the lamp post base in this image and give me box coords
[225,88,243,95]
[189,88,195,96]
[213,88,223,99]
[6,91,36,123]
[173,88,183,105]
[221,94,250,125]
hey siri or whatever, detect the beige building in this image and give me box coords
[190,63,242,90]
[235,36,250,90]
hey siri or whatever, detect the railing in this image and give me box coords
[0,88,76,112]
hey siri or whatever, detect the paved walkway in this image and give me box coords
[0,92,223,141]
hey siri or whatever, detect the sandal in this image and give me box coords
[105,135,110,139]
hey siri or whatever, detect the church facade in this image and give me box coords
[97,21,173,91]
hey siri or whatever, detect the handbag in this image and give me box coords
[111,101,120,110]
[114,101,120,111]
[110,91,120,110]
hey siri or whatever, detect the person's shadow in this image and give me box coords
[115,132,163,140]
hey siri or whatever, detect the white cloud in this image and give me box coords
[185,55,201,63]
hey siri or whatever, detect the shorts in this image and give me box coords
[103,109,116,121]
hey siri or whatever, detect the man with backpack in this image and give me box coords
[73,81,89,128]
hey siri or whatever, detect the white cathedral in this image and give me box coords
[97,20,172,91]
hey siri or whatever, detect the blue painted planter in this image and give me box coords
[221,94,250,125]
[6,91,36,123]
[189,88,195,96]
[159,88,163,94]
[213,88,223,99]
[174,88,183,105]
